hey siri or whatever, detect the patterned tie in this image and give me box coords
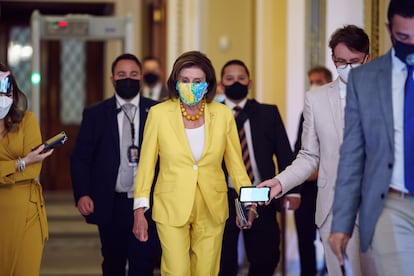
[234,106,255,184]
[404,65,414,194]
[120,103,135,190]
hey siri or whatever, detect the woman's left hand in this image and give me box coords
[236,204,257,230]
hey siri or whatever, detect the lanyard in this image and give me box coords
[121,104,137,146]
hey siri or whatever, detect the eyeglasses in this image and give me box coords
[333,55,367,69]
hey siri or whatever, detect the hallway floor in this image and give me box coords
[40,192,324,276]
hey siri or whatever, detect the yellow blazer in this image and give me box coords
[134,99,252,226]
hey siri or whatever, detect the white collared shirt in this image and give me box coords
[115,93,140,197]
[338,78,347,121]
[185,124,205,162]
[142,82,162,100]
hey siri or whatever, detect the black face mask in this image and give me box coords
[392,36,414,65]
[115,78,140,100]
[224,82,249,100]
[143,73,160,85]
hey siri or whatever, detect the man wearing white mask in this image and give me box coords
[258,25,377,275]
[330,1,414,274]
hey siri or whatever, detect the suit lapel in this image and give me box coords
[138,97,152,146]
[234,100,255,128]
[104,97,121,155]
[168,100,215,162]
[376,52,394,148]
[241,99,259,144]
[168,100,195,161]
[243,99,258,116]
[202,102,214,158]
[327,80,344,143]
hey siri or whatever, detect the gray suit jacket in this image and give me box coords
[331,51,394,252]
[276,79,343,227]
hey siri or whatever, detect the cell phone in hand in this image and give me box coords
[33,131,68,153]
[239,186,270,202]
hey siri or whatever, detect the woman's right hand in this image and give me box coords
[25,144,54,166]
[133,208,148,242]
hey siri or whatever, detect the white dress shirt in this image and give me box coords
[142,83,162,100]
[115,94,140,197]
[185,124,205,162]
[390,49,409,193]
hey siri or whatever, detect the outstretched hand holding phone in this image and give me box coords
[256,178,283,204]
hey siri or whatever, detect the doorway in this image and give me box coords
[0,2,112,190]
[0,1,167,190]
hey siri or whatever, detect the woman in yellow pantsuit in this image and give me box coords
[0,64,54,276]
[133,51,256,275]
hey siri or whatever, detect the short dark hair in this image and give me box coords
[142,55,162,66]
[0,63,27,133]
[167,51,217,103]
[308,65,333,83]
[111,53,142,75]
[220,59,250,78]
[388,0,414,23]
[329,25,370,55]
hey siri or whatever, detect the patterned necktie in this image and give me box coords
[120,103,135,190]
[234,106,255,184]
[404,65,414,194]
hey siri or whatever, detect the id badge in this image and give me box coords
[127,145,139,166]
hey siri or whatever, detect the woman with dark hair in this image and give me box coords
[132,51,255,275]
[0,63,53,275]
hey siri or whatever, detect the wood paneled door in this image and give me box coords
[0,2,112,190]
[38,40,104,190]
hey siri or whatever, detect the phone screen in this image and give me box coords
[239,186,270,202]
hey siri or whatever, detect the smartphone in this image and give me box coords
[33,131,68,153]
[239,186,270,202]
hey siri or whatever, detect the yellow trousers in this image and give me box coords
[156,186,226,276]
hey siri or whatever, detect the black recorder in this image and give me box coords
[33,131,68,153]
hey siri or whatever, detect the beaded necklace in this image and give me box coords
[180,100,205,121]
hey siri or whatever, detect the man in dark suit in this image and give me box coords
[218,59,300,276]
[329,1,414,274]
[71,53,160,276]
[141,56,169,101]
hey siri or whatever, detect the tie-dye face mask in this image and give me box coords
[176,81,208,106]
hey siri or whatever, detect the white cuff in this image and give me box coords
[133,197,150,212]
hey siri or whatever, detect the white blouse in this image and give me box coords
[185,124,205,162]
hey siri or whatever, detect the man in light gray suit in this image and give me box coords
[258,25,375,275]
[329,1,414,275]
